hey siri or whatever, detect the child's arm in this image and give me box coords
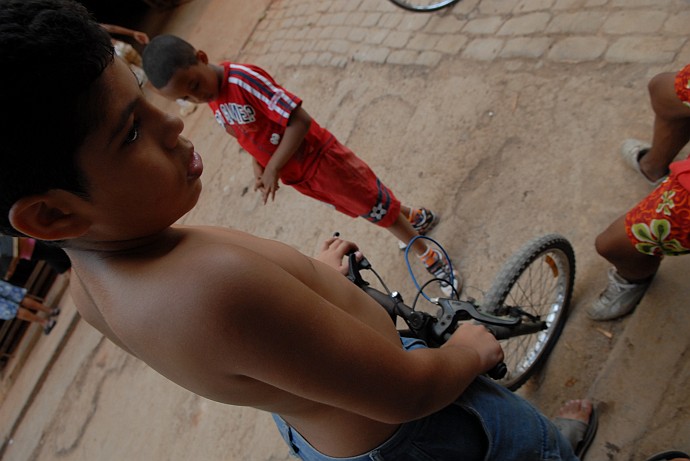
[100,23,150,44]
[255,106,312,204]
[251,157,269,195]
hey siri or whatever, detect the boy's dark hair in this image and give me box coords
[0,0,113,236]
[142,34,199,89]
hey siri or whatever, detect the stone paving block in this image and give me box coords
[379,12,404,29]
[314,0,333,13]
[546,11,607,34]
[500,37,552,59]
[664,11,690,35]
[515,0,556,13]
[347,27,369,43]
[547,36,607,62]
[315,52,334,66]
[462,37,504,60]
[463,17,504,35]
[398,14,432,32]
[364,28,389,45]
[434,34,469,54]
[552,0,587,9]
[352,45,390,64]
[611,0,662,6]
[426,14,467,34]
[383,30,412,49]
[300,51,320,65]
[292,3,311,17]
[605,36,684,64]
[344,12,366,26]
[478,0,521,14]
[330,26,351,40]
[328,0,362,12]
[497,12,551,36]
[602,10,667,35]
[327,39,350,54]
[675,42,690,68]
[329,55,349,68]
[584,0,607,6]
[387,49,420,65]
[416,50,443,67]
[407,33,441,51]
[284,53,302,67]
[362,12,383,27]
[451,0,481,15]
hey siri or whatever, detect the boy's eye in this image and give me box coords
[124,119,140,144]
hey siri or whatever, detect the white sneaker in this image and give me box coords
[620,139,665,186]
[587,268,651,321]
[422,249,462,297]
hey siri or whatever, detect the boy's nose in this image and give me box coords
[163,112,185,149]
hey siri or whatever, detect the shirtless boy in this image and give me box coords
[0,1,595,459]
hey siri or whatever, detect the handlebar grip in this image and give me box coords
[487,362,507,380]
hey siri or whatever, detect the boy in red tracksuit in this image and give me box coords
[143,35,459,295]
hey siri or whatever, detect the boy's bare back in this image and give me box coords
[69,225,411,454]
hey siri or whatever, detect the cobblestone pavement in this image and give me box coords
[245,0,690,68]
[1,0,689,460]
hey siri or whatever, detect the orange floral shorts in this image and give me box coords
[675,63,690,107]
[625,175,690,256]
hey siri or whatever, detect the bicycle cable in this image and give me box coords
[403,235,457,303]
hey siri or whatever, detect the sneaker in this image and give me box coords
[620,139,666,186]
[398,208,440,250]
[587,268,651,321]
[43,319,56,335]
[421,248,462,297]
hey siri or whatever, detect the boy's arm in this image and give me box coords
[195,245,502,424]
[99,23,149,44]
[251,157,268,194]
[256,106,312,204]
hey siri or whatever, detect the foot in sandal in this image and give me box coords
[553,399,598,459]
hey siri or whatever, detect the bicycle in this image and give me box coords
[388,0,461,13]
[348,233,575,391]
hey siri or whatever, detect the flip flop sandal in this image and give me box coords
[553,405,598,459]
[646,450,690,461]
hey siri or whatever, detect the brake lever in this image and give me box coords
[346,252,371,287]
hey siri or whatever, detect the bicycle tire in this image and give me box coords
[482,234,575,391]
[388,0,462,13]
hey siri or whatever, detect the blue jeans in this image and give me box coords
[273,337,578,461]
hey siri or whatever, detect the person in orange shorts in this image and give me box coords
[590,64,690,320]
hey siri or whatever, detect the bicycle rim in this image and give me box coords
[388,0,461,12]
[482,234,575,391]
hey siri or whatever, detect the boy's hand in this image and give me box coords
[257,165,280,204]
[443,323,504,375]
[316,236,361,275]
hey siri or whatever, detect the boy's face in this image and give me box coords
[75,58,203,241]
[157,58,221,104]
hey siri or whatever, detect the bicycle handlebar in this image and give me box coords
[347,253,508,380]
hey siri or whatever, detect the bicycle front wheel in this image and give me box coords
[482,234,575,391]
[388,0,461,12]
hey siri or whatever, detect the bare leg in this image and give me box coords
[595,215,661,282]
[16,307,48,326]
[21,296,54,314]
[387,212,428,256]
[639,72,690,182]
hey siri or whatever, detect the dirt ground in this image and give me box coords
[1,0,689,460]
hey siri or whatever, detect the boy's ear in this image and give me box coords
[9,190,91,241]
[196,50,209,65]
